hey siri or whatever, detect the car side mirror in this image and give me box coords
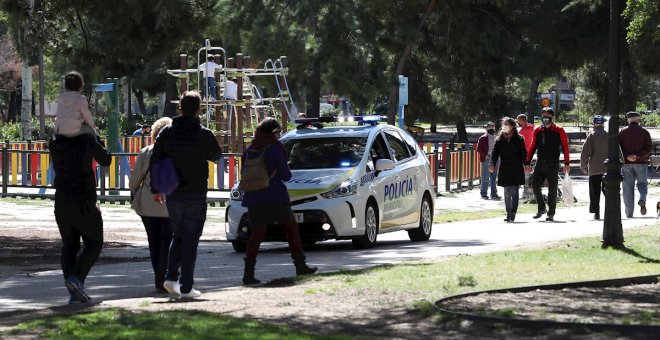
[375,159,395,172]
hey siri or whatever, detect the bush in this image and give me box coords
[0,117,55,141]
[640,110,660,127]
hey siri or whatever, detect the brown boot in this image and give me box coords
[292,252,318,275]
[243,257,260,285]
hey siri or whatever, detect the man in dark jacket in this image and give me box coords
[619,111,652,218]
[150,91,222,299]
[525,107,570,221]
[476,122,500,200]
[50,133,112,304]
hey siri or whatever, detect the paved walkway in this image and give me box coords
[0,180,658,313]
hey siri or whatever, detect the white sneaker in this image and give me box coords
[180,288,201,299]
[163,280,181,297]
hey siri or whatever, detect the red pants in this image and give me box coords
[245,221,303,258]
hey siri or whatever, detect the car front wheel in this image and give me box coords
[352,201,379,249]
[408,195,432,242]
[231,240,247,252]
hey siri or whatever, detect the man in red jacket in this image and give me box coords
[517,114,535,200]
[525,107,570,221]
[619,111,652,218]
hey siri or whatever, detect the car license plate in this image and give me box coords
[294,213,304,223]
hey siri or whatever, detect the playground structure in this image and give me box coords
[166,40,298,153]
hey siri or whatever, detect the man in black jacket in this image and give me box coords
[150,91,222,299]
[50,133,112,304]
[525,107,570,222]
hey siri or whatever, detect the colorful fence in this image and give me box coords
[0,137,482,199]
[0,146,244,200]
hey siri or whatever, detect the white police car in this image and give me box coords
[226,116,435,251]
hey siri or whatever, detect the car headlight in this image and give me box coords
[230,186,244,201]
[320,180,357,199]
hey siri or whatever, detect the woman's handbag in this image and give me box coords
[130,170,149,213]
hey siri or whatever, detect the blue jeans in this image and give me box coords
[480,160,498,198]
[622,164,648,217]
[503,186,520,218]
[165,193,207,294]
[205,77,216,99]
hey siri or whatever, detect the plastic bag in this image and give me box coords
[561,174,574,207]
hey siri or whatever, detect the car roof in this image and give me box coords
[281,124,387,139]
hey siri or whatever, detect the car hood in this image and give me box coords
[286,168,356,199]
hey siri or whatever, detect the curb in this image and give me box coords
[434,274,660,333]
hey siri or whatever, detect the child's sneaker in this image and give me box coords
[163,280,181,298]
[180,289,201,299]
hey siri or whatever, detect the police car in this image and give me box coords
[226,116,435,251]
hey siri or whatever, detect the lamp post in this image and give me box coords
[602,0,624,248]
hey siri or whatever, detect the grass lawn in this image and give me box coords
[433,201,585,223]
[310,225,660,304]
[4,226,659,337]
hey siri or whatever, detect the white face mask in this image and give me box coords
[501,125,511,134]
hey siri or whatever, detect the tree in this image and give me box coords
[624,0,660,75]
[215,0,389,118]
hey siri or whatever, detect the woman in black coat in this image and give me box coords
[489,117,527,222]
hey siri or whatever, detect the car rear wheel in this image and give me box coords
[408,195,432,242]
[231,240,247,252]
[352,201,378,249]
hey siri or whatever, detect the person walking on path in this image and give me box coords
[619,111,653,218]
[150,91,222,299]
[525,107,570,222]
[517,114,535,201]
[241,117,317,285]
[580,115,611,220]
[50,131,111,304]
[477,122,500,200]
[490,117,527,222]
[129,117,173,293]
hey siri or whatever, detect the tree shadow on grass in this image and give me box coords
[615,246,660,264]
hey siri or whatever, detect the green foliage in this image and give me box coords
[0,117,54,141]
[625,0,660,75]
[640,111,660,127]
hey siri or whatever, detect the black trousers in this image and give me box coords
[54,198,103,283]
[532,163,560,216]
[140,216,174,289]
[589,174,604,214]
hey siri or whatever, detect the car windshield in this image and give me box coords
[283,137,367,169]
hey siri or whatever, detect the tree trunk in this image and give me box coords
[8,88,20,122]
[430,122,437,133]
[20,63,32,140]
[305,57,321,118]
[126,79,132,120]
[164,73,178,117]
[527,77,541,124]
[132,88,146,115]
[455,119,468,142]
[387,0,438,125]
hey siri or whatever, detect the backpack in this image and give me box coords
[151,157,180,195]
[239,145,273,192]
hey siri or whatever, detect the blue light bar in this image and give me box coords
[294,115,386,127]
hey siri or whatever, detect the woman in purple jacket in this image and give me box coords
[241,118,317,285]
